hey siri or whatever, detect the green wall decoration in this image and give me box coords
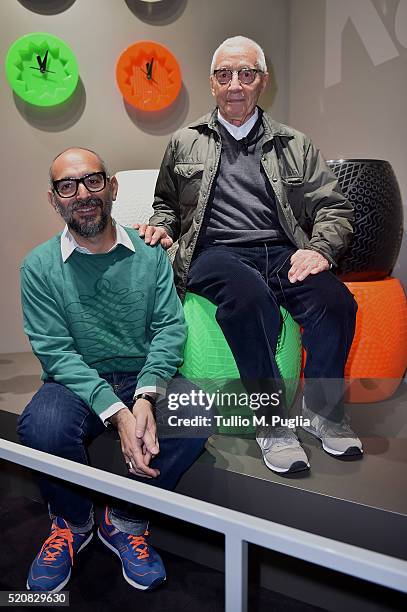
[5,32,79,107]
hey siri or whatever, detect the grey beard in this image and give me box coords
[55,197,112,238]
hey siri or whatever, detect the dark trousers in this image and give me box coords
[187,243,357,422]
[17,373,208,534]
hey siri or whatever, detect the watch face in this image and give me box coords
[5,32,79,107]
[116,40,182,112]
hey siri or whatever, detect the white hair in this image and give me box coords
[210,36,267,75]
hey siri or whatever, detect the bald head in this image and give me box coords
[210,36,267,75]
[47,147,118,240]
[49,147,108,184]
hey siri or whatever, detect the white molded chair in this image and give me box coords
[111,169,159,227]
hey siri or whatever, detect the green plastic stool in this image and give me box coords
[179,292,302,434]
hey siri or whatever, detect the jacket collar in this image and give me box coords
[188,108,218,130]
[188,107,293,140]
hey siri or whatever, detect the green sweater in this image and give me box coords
[20,228,186,418]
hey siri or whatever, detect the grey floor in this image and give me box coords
[1,353,406,611]
[1,352,407,519]
[0,352,42,415]
[1,494,329,612]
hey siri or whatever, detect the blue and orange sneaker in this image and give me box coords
[97,508,166,590]
[27,517,93,592]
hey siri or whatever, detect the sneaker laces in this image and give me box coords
[39,524,74,564]
[323,415,356,438]
[127,531,150,560]
[309,412,356,439]
[257,426,300,451]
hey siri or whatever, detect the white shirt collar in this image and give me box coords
[217,107,259,140]
[60,222,135,263]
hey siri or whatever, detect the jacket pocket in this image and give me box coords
[281,175,304,189]
[281,176,308,231]
[174,163,204,209]
[174,163,205,178]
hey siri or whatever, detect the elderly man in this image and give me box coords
[18,147,207,592]
[137,35,362,475]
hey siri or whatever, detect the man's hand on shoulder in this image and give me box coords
[109,401,160,478]
[134,223,173,249]
[288,249,330,283]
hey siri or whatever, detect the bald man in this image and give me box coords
[18,148,208,593]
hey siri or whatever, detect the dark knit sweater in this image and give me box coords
[199,115,289,245]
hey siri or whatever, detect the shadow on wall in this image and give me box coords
[123,83,189,135]
[12,78,86,133]
[124,0,187,26]
[17,0,76,15]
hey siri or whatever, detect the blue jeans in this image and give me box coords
[187,242,358,422]
[17,373,208,535]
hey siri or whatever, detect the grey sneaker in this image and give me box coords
[256,426,310,474]
[300,399,363,457]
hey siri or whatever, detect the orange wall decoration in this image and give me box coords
[116,40,182,112]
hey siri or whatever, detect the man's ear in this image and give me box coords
[210,75,216,98]
[110,175,118,201]
[48,189,56,211]
[260,71,269,95]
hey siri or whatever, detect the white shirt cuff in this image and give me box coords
[133,385,166,401]
[99,401,127,427]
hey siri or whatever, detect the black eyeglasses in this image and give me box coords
[52,172,108,198]
[213,67,263,85]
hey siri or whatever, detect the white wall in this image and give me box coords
[0,0,289,353]
[288,0,407,286]
[2,0,405,354]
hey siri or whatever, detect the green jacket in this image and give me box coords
[150,108,354,300]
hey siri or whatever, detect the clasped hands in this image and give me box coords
[110,398,160,479]
[135,224,330,283]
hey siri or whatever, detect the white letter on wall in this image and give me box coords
[325,0,399,87]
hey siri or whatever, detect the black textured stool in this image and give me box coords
[327,159,403,280]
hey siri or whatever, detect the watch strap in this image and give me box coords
[134,392,157,406]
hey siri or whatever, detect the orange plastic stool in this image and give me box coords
[344,277,407,402]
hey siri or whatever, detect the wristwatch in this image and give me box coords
[134,392,157,406]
